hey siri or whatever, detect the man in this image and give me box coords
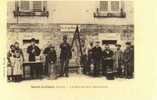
[123,42,134,79]
[92,41,102,77]
[113,44,123,78]
[27,38,41,79]
[43,43,53,76]
[86,42,94,75]
[80,44,88,75]
[60,35,72,77]
[46,45,57,79]
[102,44,114,80]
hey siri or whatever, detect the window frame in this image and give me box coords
[32,1,43,12]
[110,1,120,12]
[17,1,47,12]
[19,1,31,12]
[99,1,108,11]
[99,1,121,13]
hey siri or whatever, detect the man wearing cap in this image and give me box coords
[102,44,114,80]
[43,43,53,76]
[113,44,123,78]
[59,35,72,77]
[92,41,102,77]
[27,38,41,79]
[123,42,134,79]
[43,44,57,78]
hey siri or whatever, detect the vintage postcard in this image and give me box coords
[0,0,156,100]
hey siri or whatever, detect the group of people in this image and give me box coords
[7,35,134,82]
[7,35,72,82]
[81,41,134,80]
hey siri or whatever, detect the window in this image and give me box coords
[99,1,121,12]
[94,1,126,18]
[17,1,47,12]
[111,1,119,11]
[14,1,49,17]
[33,1,42,11]
[100,1,108,11]
[20,1,30,11]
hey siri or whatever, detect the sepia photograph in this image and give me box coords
[7,0,134,83]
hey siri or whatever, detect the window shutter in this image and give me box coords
[20,1,30,11]
[100,1,108,11]
[33,1,42,11]
[111,1,120,11]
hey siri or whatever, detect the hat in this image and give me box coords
[63,35,67,39]
[126,42,131,45]
[10,44,15,48]
[116,44,121,47]
[14,41,19,44]
[31,38,36,42]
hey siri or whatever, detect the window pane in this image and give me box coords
[33,1,42,11]
[111,1,119,11]
[100,1,108,11]
[20,1,30,10]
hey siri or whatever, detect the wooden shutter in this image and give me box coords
[100,1,108,11]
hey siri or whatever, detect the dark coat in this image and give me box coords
[27,45,41,61]
[113,49,123,68]
[43,47,57,63]
[123,47,134,72]
[102,49,114,66]
[60,42,72,60]
[87,47,94,64]
[92,46,102,63]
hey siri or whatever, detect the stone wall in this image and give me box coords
[7,23,134,62]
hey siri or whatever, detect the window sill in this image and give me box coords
[13,10,49,17]
[93,12,126,18]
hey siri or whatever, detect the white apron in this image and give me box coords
[12,57,23,75]
[7,56,14,76]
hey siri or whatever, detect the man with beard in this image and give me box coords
[27,38,41,79]
[102,44,114,80]
[92,41,102,77]
[45,45,57,79]
[43,43,53,76]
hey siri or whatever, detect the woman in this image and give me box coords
[10,42,24,82]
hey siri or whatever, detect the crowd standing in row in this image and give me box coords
[7,35,134,82]
[81,41,134,80]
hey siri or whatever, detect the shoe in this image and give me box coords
[65,74,69,77]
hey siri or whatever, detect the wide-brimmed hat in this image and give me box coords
[31,38,36,42]
[126,42,131,45]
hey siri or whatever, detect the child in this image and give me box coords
[7,45,15,82]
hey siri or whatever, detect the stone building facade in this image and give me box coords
[7,1,134,62]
